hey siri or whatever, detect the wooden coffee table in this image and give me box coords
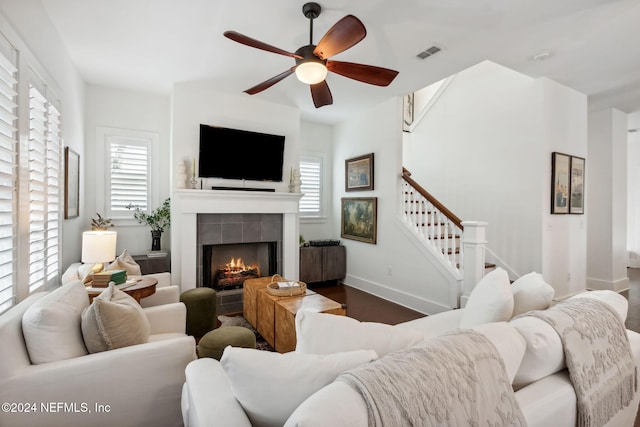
[86,277,157,304]
[274,294,346,353]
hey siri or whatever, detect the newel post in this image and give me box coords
[460,221,488,307]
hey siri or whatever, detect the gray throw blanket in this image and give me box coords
[338,329,526,427]
[525,298,636,427]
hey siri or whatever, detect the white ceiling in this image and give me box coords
[41,0,640,124]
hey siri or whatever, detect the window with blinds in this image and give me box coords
[299,156,322,216]
[106,136,150,215]
[28,82,61,293]
[0,35,17,314]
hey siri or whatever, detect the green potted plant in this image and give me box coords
[126,198,171,251]
[90,213,114,231]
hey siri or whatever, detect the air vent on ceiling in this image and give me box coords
[416,46,442,60]
[629,128,639,133]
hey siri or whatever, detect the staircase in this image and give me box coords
[401,168,488,307]
[401,168,463,278]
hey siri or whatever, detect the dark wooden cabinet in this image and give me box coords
[299,246,346,284]
[133,253,171,275]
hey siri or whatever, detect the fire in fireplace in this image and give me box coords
[202,242,278,291]
[214,258,261,289]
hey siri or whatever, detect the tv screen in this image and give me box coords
[198,124,285,182]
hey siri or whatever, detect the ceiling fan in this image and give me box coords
[224,2,399,108]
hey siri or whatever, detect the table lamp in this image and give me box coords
[81,230,117,273]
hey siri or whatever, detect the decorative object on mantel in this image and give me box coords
[90,213,114,231]
[289,167,302,193]
[176,160,187,189]
[126,198,171,251]
[190,157,199,189]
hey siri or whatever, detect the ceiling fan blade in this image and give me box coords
[244,69,295,95]
[327,60,398,86]
[224,31,302,59]
[313,15,366,60]
[310,80,333,108]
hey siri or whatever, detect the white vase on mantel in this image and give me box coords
[176,160,187,189]
[293,169,302,193]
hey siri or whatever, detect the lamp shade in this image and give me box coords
[81,231,117,264]
[295,61,328,85]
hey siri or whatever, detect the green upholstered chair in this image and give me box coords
[180,287,217,338]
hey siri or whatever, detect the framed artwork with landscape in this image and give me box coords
[345,153,374,191]
[341,197,377,244]
[569,156,585,214]
[551,152,570,214]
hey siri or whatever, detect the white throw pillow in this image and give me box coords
[295,310,424,356]
[106,249,142,276]
[81,284,150,353]
[511,272,555,316]
[509,316,565,388]
[570,290,628,321]
[220,346,377,427]
[460,267,513,328]
[22,281,89,364]
[471,322,526,384]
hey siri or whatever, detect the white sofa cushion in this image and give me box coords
[460,267,513,328]
[21,281,89,364]
[295,310,424,357]
[81,284,150,353]
[509,316,564,389]
[220,346,377,427]
[569,290,628,321]
[284,322,526,427]
[511,272,555,316]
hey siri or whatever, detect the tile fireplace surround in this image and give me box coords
[171,189,302,292]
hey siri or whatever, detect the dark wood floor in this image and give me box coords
[314,269,640,426]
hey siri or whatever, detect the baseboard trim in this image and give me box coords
[343,274,452,315]
[586,276,630,293]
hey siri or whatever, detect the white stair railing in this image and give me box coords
[401,169,463,278]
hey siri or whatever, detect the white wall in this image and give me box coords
[333,98,458,314]
[403,61,588,299]
[628,111,640,268]
[0,1,85,293]
[587,108,629,291]
[299,120,335,241]
[170,81,300,287]
[84,84,171,255]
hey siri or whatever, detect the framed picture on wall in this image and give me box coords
[345,153,374,191]
[403,93,414,132]
[64,146,80,219]
[551,152,570,214]
[569,156,585,214]
[341,197,377,244]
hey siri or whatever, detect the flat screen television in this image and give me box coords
[198,124,285,182]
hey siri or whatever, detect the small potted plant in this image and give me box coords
[90,213,114,231]
[126,198,171,251]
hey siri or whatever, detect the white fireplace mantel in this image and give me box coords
[171,189,302,291]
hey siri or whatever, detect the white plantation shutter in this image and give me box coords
[299,156,322,216]
[0,35,17,313]
[28,81,60,293]
[107,136,150,214]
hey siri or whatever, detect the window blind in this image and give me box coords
[0,37,17,313]
[107,137,150,213]
[28,82,60,293]
[299,156,322,215]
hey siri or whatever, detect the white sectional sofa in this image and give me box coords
[181,269,640,427]
[0,281,197,427]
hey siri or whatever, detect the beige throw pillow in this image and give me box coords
[106,249,142,276]
[81,284,150,353]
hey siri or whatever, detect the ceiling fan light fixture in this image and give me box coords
[295,61,328,84]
